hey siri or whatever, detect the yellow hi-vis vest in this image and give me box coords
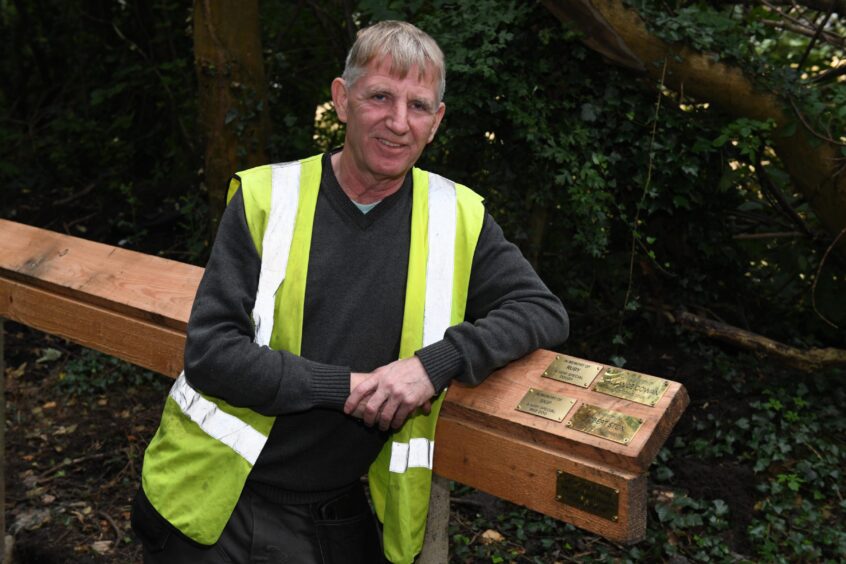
[140,154,484,563]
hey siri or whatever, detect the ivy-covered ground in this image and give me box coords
[5,323,844,563]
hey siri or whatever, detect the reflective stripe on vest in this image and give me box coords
[168,373,266,465]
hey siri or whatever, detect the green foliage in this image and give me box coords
[58,349,166,396]
[0,0,199,256]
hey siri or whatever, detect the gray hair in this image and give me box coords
[342,21,446,105]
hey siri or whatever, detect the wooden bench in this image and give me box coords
[0,218,688,559]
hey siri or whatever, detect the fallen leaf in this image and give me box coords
[91,540,113,555]
[36,348,62,364]
[480,529,505,544]
[41,494,56,505]
[11,508,52,533]
[42,401,57,409]
[19,470,37,486]
[26,486,47,499]
[6,362,27,378]
[97,398,108,406]
[55,424,78,435]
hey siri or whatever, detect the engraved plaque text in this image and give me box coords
[556,470,619,521]
[542,355,603,388]
[595,368,669,406]
[515,388,576,422]
[567,403,643,444]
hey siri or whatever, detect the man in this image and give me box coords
[132,20,568,564]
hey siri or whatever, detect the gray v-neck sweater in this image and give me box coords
[183,152,568,502]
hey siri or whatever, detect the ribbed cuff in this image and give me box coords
[310,363,351,410]
[415,339,463,394]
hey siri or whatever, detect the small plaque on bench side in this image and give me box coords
[567,404,643,444]
[556,470,619,521]
[542,355,603,388]
[515,388,576,422]
[594,368,669,406]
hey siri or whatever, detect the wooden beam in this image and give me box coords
[0,279,185,378]
[0,219,199,331]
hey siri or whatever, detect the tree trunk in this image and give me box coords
[194,0,271,236]
[542,0,846,246]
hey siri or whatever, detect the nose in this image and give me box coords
[385,100,410,135]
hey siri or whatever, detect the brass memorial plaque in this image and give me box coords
[556,470,619,521]
[567,404,643,444]
[595,368,669,406]
[542,355,603,388]
[515,388,576,422]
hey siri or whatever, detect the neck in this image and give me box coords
[331,151,405,204]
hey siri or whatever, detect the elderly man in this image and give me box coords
[132,20,568,564]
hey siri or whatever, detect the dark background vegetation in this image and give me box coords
[2,1,844,562]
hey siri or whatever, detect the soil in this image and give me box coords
[3,322,760,563]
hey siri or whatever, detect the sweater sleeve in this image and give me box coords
[182,189,351,415]
[415,212,569,392]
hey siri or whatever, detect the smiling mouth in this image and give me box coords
[377,138,403,148]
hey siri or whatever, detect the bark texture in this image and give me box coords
[194,0,270,234]
[543,0,846,244]
[672,310,846,371]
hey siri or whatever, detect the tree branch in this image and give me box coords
[542,0,846,249]
[671,310,846,371]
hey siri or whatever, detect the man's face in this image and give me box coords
[332,55,445,184]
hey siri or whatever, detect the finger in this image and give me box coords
[391,403,413,429]
[379,396,402,431]
[363,391,388,427]
[345,377,378,414]
[421,400,432,415]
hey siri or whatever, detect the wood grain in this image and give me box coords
[0,278,185,377]
[0,219,199,331]
[442,350,689,474]
[434,415,648,544]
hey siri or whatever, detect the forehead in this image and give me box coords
[357,55,439,97]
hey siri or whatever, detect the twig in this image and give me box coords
[758,19,845,47]
[811,64,846,83]
[53,183,96,206]
[796,5,835,72]
[621,57,668,328]
[98,510,123,543]
[789,96,846,147]
[755,149,818,238]
[732,231,805,239]
[811,226,846,329]
[37,452,109,481]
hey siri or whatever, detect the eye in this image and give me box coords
[411,101,430,112]
[372,93,388,102]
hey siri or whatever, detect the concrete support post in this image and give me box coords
[418,474,450,563]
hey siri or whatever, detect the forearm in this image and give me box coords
[416,213,569,390]
[183,189,351,415]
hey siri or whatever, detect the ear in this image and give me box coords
[331,77,349,123]
[427,102,446,143]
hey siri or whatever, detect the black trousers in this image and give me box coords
[132,483,386,564]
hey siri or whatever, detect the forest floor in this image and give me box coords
[4,321,768,564]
